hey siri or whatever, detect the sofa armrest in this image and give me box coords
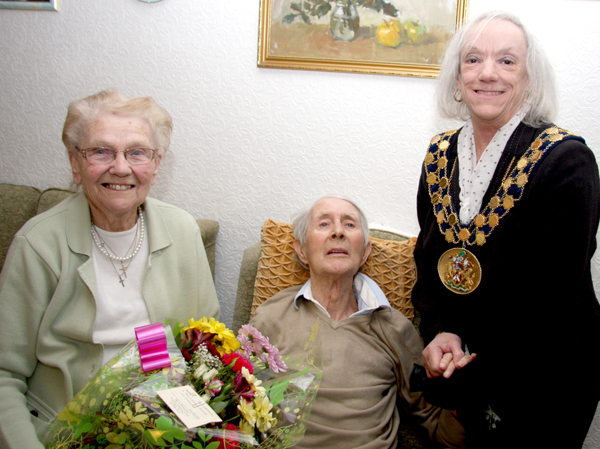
[36,188,75,214]
[0,183,42,272]
[197,219,219,279]
[232,241,261,333]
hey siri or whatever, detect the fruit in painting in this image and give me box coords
[376,20,403,48]
[403,19,427,44]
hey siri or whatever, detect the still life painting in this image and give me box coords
[0,0,57,11]
[258,0,469,78]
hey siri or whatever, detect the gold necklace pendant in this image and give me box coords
[438,248,482,294]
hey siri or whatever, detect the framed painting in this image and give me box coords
[0,0,57,10]
[258,0,469,78]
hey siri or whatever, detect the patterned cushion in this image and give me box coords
[251,219,417,320]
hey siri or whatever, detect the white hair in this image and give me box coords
[292,195,370,249]
[436,10,558,127]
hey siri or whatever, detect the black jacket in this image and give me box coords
[413,122,600,447]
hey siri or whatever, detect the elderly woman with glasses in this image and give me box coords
[0,89,220,449]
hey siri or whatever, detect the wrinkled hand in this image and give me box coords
[422,332,476,379]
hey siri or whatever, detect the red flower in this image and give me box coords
[214,423,241,449]
[180,329,220,361]
[222,353,253,374]
[232,372,255,402]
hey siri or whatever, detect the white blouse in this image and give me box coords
[457,107,527,224]
[91,217,151,365]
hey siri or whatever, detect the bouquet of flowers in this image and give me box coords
[45,318,321,449]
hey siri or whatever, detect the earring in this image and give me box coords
[453,89,463,103]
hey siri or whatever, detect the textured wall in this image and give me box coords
[1,0,600,442]
[0,0,599,312]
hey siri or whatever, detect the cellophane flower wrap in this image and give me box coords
[45,318,322,449]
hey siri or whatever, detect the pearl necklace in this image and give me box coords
[91,207,145,262]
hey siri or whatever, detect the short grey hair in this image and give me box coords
[437,10,558,127]
[292,195,370,248]
[62,88,173,156]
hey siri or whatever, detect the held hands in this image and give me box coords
[422,332,476,379]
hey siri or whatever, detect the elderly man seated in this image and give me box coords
[250,196,465,449]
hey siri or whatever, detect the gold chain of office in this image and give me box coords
[425,126,581,247]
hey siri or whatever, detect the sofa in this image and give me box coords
[0,182,435,448]
[0,182,219,276]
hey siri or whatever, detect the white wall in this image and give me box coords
[1,0,599,315]
[1,0,600,445]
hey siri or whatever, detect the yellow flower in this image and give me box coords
[147,429,166,440]
[238,398,257,427]
[239,418,255,437]
[184,317,240,355]
[241,367,261,388]
[241,366,266,399]
[254,385,266,398]
[184,317,211,333]
[254,395,277,433]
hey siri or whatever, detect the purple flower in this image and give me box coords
[237,325,268,359]
[237,325,287,374]
[262,341,288,374]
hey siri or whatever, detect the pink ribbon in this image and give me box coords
[135,323,171,373]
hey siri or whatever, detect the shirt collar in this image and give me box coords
[293,272,391,318]
[457,105,528,224]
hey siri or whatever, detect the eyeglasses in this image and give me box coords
[76,147,158,165]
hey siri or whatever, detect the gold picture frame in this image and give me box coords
[0,0,58,11]
[258,0,469,78]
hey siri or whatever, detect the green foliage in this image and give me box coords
[356,0,399,16]
[283,0,399,25]
[266,381,289,408]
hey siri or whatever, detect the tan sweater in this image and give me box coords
[251,283,464,449]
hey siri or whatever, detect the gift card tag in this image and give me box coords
[158,386,222,428]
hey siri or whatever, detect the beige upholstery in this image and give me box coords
[0,183,42,270]
[197,219,219,278]
[0,183,219,277]
[36,188,75,214]
[233,241,261,333]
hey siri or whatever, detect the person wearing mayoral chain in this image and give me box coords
[412,10,600,449]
